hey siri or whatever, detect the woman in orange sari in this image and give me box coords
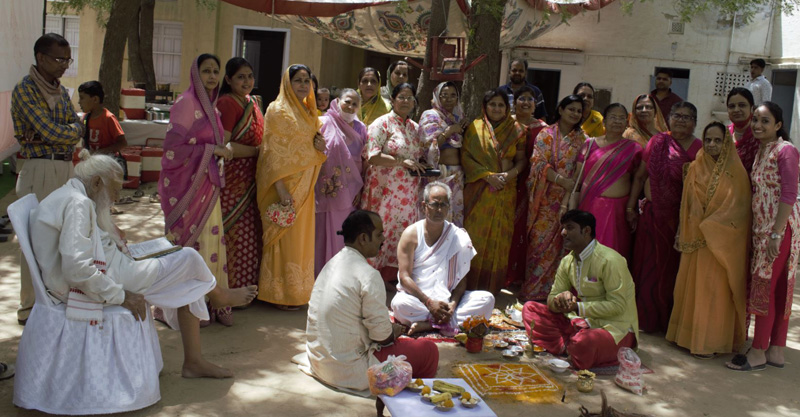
[666,122,750,358]
[256,64,326,310]
[521,95,586,301]
[462,89,526,295]
[623,94,667,148]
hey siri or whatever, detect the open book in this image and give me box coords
[127,237,181,261]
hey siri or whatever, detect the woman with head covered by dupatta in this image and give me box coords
[257,64,327,310]
[419,81,469,226]
[314,88,368,276]
[462,89,527,295]
[667,122,750,358]
[159,53,241,323]
[357,67,391,127]
[623,94,668,148]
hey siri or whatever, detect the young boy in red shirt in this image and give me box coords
[78,81,128,154]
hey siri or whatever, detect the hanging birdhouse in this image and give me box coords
[405,36,486,82]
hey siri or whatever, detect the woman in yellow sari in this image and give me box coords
[462,89,527,295]
[667,122,750,358]
[256,64,327,310]
[357,67,391,127]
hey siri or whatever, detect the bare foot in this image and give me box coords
[765,346,785,366]
[182,358,234,379]
[209,285,257,308]
[407,321,434,336]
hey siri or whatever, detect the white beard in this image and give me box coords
[93,190,125,249]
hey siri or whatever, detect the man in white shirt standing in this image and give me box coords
[306,210,439,391]
[391,182,495,336]
[31,151,258,379]
[745,58,772,105]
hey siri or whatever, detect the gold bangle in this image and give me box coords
[626,207,635,213]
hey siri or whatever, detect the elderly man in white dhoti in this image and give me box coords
[30,151,257,378]
[391,182,495,335]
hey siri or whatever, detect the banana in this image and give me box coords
[429,392,452,404]
[433,380,465,395]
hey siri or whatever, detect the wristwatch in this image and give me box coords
[770,232,784,240]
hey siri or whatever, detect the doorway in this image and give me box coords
[529,68,560,121]
[772,69,796,134]
[233,27,290,107]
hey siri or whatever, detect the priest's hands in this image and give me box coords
[121,290,147,321]
[553,291,578,313]
[425,298,453,325]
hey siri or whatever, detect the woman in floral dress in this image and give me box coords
[360,82,426,283]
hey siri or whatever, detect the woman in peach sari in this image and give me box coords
[256,64,326,309]
[623,94,667,148]
[666,122,750,358]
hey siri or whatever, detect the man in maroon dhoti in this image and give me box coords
[522,210,639,370]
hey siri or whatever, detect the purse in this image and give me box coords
[265,202,296,228]
[567,139,593,211]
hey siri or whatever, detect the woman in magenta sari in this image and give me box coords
[522,95,585,301]
[215,57,263,325]
[159,54,236,323]
[506,86,547,289]
[628,101,702,332]
[314,88,367,275]
[576,103,642,259]
[727,87,758,175]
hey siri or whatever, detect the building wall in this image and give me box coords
[505,1,775,132]
[770,11,800,141]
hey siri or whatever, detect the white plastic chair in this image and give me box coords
[10,194,163,415]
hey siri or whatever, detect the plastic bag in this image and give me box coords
[614,347,645,395]
[367,355,413,396]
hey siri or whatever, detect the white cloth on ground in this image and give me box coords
[306,246,393,391]
[30,178,214,329]
[391,220,494,325]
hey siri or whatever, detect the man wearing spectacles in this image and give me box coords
[391,182,495,335]
[11,33,84,325]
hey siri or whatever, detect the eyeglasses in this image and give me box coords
[395,95,415,102]
[45,54,73,66]
[425,202,450,210]
[606,115,627,122]
[635,105,654,111]
[670,113,696,122]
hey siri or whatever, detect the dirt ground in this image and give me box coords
[0,184,799,417]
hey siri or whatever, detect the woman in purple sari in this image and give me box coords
[314,89,367,275]
[628,101,703,332]
[576,103,642,258]
[159,54,235,323]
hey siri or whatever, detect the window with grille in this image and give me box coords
[44,15,80,78]
[153,21,183,85]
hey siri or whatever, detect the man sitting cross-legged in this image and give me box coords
[391,182,495,336]
[522,210,639,370]
[306,210,438,391]
[30,151,258,378]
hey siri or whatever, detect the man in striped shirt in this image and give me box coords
[11,33,83,324]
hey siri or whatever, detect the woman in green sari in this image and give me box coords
[462,89,527,295]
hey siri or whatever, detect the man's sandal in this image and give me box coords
[0,362,15,380]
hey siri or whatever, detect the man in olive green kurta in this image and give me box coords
[522,210,639,369]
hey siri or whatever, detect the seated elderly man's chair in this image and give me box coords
[10,194,163,415]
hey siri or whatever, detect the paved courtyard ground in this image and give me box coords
[0,184,798,416]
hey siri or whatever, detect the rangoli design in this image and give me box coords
[454,363,562,403]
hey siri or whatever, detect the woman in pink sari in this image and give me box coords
[522,95,586,301]
[215,57,263,325]
[727,87,758,175]
[314,89,367,275]
[628,101,703,333]
[159,54,235,323]
[576,103,642,259]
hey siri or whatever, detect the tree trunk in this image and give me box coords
[100,0,140,116]
[139,0,157,90]
[461,0,507,119]
[127,2,146,84]
[414,0,450,119]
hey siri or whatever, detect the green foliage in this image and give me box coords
[623,0,798,23]
[474,0,506,22]
[50,0,218,27]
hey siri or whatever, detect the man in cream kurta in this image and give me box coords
[391,182,495,335]
[306,210,438,391]
[522,210,639,370]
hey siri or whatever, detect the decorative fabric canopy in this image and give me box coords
[222,0,615,57]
